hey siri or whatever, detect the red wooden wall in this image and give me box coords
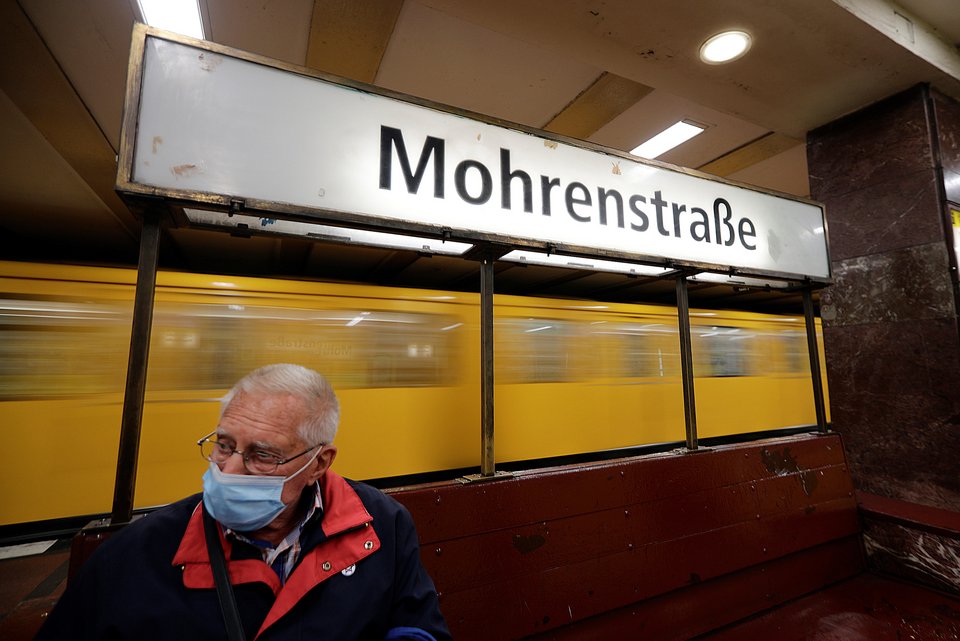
[389,433,863,640]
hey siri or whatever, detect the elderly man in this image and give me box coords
[37,363,451,641]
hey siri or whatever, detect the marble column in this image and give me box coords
[807,84,960,593]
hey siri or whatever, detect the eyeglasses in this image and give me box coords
[197,431,322,476]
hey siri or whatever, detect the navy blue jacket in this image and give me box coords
[37,471,451,641]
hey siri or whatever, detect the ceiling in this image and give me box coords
[2,0,960,313]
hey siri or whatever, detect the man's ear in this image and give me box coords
[309,445,338,482]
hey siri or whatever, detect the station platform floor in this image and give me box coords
[0,538,69,641]
[1,537,958,640]
[696,572,960,640]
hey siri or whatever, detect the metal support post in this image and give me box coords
[676,274,698,450]
[802,289,829,434]
[480,253,496,476]
[111,211,161,524]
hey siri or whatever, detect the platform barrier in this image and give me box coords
[389,433,863,640]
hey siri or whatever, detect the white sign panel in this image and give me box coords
[124,32,830,280]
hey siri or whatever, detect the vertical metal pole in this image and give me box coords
[676,275,698,450]
[802,289,829,434]
[480,253,496,476]
[111,211,161,524]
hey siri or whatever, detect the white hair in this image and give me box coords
[221,363,340,445]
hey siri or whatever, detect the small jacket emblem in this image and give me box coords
[341,564,356,577]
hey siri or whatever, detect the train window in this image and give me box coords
[693,325,755,377]
[0,296,128,399]
[148,310,246,390]
[364,311,457,387]
[144,302,460,391]
[597,323,680,378]
[773,329,810,375]
[496,318,581,383]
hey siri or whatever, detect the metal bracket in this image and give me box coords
[231,222,252,238]
[672,446,712,455]
[456,471,514,484]
[461,242,513,262]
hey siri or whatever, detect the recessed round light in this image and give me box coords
[699,30,752,64]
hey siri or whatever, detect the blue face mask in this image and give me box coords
[201,448,321,532]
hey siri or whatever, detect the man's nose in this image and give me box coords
[222,451,248,474]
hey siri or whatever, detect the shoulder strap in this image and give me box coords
[202,507,248,641]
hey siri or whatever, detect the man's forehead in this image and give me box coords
[228,390,306,413]
[218,391,306,442]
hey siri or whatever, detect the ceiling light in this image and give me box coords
[137,0,205,39]
[699,30,751,64]
[630,120,706,159]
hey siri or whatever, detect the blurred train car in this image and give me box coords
[0,260,828,528]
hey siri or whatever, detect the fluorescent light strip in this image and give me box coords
[630,121,705,159]
[183,209,473,256]
[501,250,669,277]
[138,0,204,39]
[687,273,790,289]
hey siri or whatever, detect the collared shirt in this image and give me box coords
[227,482,324,584]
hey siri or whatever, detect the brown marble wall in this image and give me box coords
[934,91,960,205]
[807,85,960,590]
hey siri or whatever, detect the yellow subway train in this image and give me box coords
[0,260,828,527]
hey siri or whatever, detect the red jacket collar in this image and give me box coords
[318,470,373,537]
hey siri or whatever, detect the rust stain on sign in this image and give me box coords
[612,161,621,175]
[198,53,222,72]
[152,136,163,154]
[171,163,199,178]
[543,140,558,150]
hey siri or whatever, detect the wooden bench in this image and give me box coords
[389,433,863,640]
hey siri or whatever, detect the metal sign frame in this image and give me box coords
[117,25,831,284]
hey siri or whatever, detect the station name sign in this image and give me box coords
[120,28,830,281]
